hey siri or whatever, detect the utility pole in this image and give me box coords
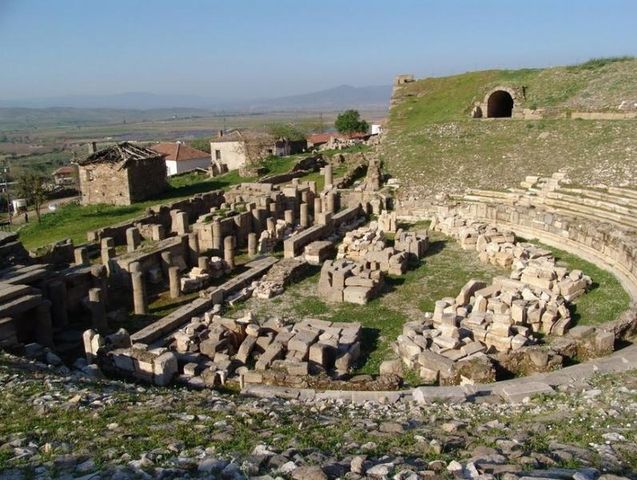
[2,160,10,225]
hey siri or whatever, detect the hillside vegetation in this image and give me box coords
[383,57,637,194]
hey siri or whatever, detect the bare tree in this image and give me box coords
[16,173,46,223]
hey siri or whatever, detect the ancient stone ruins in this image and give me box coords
[2,143,637,408]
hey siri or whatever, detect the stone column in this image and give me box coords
[90,264,108,307]
[212,220,222,251]
[323,164,333,191]
[224,236,235,269]
[126,227,141,253]
[174,211,189,235]
[34,301,54,348]
[100,237,116,266]
[314,197,322,218]
[88,287,107,333]
[74,247,89,266]
[284,209,294,225]
[169,266,181,299]
[269,202,278,219]
[187,233,200,267]
[83,329,97,364]
[234,214,248,248]
[48,280,68,328]
[160,251,173,279]
[248,232,258,257]
[299,203,309,228]
[130,262,147,315]
[251,208,261,236]
[326,192,336,214]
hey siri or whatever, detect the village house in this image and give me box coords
[210,130,306,175]
[78,142,168,206]
[52,165,79,187]
[150,142,210,176]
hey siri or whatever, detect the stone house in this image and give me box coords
[78,142,168,206]
[210,130,306,174]
[150,142,210,176]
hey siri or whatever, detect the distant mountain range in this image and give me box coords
[0,85,392,112]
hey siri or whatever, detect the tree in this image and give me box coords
[267,122,307,141]
[16,173,46,223]
[334,110,369,135]
[189,136,212,154]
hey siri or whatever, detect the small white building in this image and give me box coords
[150,142,211,176]
[371,124,384,135]
[209,130,280,173]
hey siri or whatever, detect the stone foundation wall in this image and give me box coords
[87,191,224,245]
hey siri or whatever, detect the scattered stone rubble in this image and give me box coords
[318,259,384,305]
[394,228,430,263]
[258,218,293,254]
[337,222,408,276]
[316,221,430,305]
[253,257,308,299]
[378,209,397,232]
[396,215,594,385]
[337,221,429,275]
[434,214,592,303]
[2,350,636,480]
[92,312,362,388]
[180,256,228,293]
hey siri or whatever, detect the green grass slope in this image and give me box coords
[383,57,637,193]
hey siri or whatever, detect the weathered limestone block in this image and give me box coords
[379,359,403,377]
[308,342,336,368]
[236,335,258,364]
[455,279,487,305]
[304,240,335,265]
[255,342,285,371]
[110,348,135,372]
[153,352,178,386]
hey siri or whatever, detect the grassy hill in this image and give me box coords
[383,57,637,194]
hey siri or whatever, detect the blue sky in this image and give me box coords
[1,0,636,100]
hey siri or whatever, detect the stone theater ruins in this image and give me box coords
[2,44,637,479]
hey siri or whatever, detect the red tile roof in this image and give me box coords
[53,165,77,175]
[150,142,209,162]
[307,133,332,145]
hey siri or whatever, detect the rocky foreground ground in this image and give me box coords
[0,352,635,480]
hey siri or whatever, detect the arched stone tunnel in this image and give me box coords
[487,90,514,118]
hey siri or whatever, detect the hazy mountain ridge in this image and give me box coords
[0,84,392,111]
